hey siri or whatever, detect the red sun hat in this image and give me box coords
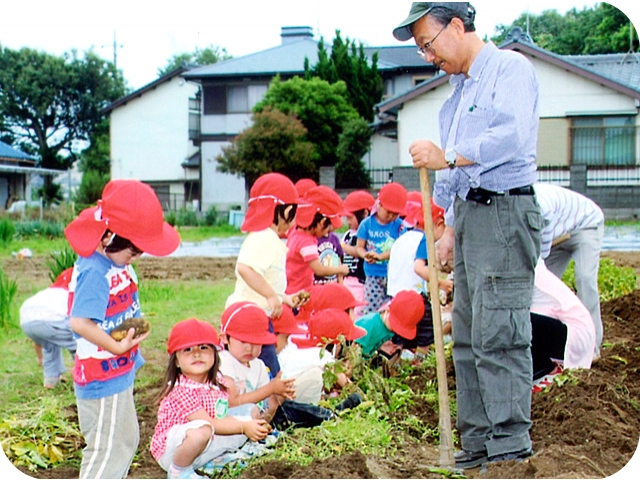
[294,178,317,199]
[220,302,277,345]
[64,179,180,258]
[384,290,425,340]
[296,185,347,229]
[292,308,367,349]
[406,191,423,204]
[168,318,221,354]
[343,190,375,214]
[377,182,408,215]
[298,283,366,320]
[50,267,74,290]
[241,173,299,233]
[271,305,307,335]
[404,198,445,228]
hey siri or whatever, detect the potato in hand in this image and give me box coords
[110,317,151,341]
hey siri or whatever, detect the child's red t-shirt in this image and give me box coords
[285,229,319,294]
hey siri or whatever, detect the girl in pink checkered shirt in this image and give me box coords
[151,319,271,479]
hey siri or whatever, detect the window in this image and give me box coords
[571,116,636,166]
[203,84,268,114]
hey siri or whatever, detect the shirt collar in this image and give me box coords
[449,41,497,86]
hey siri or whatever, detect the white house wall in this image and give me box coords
[531,56,638,117]
[200,141,246,210]
[397,83,453,166]
[395,52,639,168]
[201,113,253,136]
[110,77,199,181]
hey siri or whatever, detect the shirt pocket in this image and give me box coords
[456,106,493,140]
[480,272,532,352]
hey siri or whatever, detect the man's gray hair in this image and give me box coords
[429,4,476,32]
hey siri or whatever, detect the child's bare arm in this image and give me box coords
[341,242,359,258]
[308,258,349,278]
[70,316,148,355]
[355,238,368,260]
[187,408,270,442]
[237,263,282,317]
[414,259,453,294]
[224,372,295,407]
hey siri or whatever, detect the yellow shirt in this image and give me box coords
[225,228,288,311]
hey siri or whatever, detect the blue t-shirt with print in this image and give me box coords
[69,252,145,400]
[356,214,403,278]
[415,233,429,262]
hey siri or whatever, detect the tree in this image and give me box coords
[305,31,384,122]
[75,119,111,207]
[158,45,232,76]
[216,107,316,188]
[0,46,125,171]
[491,3,633,55]
[335,118,372,189]
[253,76,360,171]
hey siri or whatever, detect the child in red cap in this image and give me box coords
[64,179,180,479]
[354,290,425,367]
[356,182,408,315]
[340,190,376,316]
[387,197,453,363]
[285,186,349,294]
[218,302,357,430]
[226,172,308,378]
[152,319,271,479]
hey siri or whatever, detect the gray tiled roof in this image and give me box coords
[183,39,431,79]
[563,53,640,92]
[0,140,36,162]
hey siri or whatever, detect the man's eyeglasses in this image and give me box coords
[416,22,450,57]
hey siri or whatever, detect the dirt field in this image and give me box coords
[7,251,640,479]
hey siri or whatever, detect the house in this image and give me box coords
[102,66,229,211]
[374,27,640,217]
[0,141,62,210]
[105,26,439,212]
[179,26,438,208]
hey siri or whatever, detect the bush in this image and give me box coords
[0,266,18,330]
[0,218,16,245]
[46,246,78,283]
[203,206,220,226]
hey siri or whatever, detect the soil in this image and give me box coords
[7,252,640,479]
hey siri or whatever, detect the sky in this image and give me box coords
[1,1,639,91]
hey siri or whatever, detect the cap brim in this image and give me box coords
[388,314,417,340]
[231,331,278,345]
[64,206,108,257]
[292,335,324,349]
[392,8,432,41]
[130,222,181,257]
[329,216,342,229]
[345,324,367,341]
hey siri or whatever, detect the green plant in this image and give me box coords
[0,218,16,245]
[562,258,637,302]
[46,246,78,282]
[14,220,65,239]
[0,267,18,329]
[0,396,82,471]
[203,205,220,226]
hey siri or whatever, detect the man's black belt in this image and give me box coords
[467,185,534,205]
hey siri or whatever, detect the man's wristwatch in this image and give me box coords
[445,149,457,169]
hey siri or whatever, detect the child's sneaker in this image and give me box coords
[532,365,563,394]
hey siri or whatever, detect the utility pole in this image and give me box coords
[102,30,124,68]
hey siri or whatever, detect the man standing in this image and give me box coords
[393,3,543,468]
[534,182,604,358]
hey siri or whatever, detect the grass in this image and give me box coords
[176,225,243,243]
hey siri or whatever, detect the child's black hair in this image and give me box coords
[102,230,143,254]
[352,208,370,225]
[273,203,297,225]
[303,212,331,231]
[156,346,226,404]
